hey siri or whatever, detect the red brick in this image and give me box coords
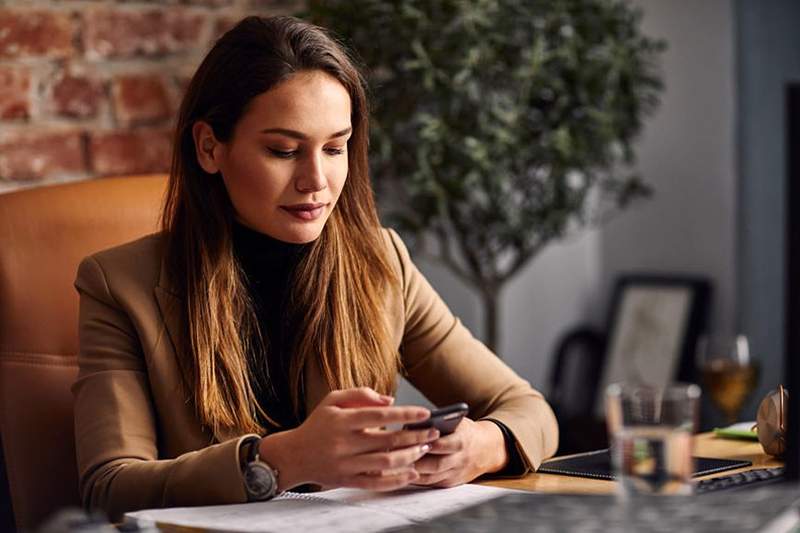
[89,129,172,176]
[49,74,104,119]
[176,75,193,98]
[83,8,207,59]
[246,0,304,11]
[0,130,86,181]
[112,74,171,126]
[0,9,74,59]
[0,66,31,120]
[174,60,201,99]
[213,15,242,39]
[184,0,235,6]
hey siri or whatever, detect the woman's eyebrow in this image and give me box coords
[259,127,352,140]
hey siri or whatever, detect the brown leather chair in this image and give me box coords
[0,175,167,530]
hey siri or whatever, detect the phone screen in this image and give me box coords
[403,402,469,435]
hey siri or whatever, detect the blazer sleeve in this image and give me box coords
[386,229,559,471]
[72,255,258,521]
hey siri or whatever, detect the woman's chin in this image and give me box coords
[275,223,325,244]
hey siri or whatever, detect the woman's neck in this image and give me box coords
[231,220,309,263]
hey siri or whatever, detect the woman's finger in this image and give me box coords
[342,406,430,429]
[343,443,431,474]
[414,451,459,474]
[352,428,439,454]
[323,387,394,408]
[429,476,463,489]
[414,468,456,486]
[347,468,419,491]
[426,433,465,454]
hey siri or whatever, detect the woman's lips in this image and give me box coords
[280,203,327,221]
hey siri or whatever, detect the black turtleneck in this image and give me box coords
[232,220,309,433]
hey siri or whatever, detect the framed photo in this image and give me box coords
[594,275,711,416]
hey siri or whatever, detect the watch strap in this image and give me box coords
[240,436,280,502]
[239,436,260,473]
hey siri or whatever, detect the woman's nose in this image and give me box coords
[295,153,327,193]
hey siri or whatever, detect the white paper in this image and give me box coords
[125,484,520,532]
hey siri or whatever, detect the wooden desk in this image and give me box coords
[478,432,783,494]
[141,433,785,533]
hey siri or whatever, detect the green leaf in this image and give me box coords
[303,0,664,289]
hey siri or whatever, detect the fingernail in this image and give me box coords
[427,429,439,439]
[420,444,431,454]
[380,395,394,404]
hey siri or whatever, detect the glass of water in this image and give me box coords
[606,382,701,496]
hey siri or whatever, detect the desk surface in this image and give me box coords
[478,432,783,494]
[143,433,785,533]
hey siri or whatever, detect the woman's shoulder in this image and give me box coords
[75,232,167,296]
[378,226,413,276]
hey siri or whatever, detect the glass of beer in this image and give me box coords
[697,334,760,425]
[606,382,701,496]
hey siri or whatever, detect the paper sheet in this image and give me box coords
[125,484,521,532]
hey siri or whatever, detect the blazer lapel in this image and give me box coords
[154,285,183,374]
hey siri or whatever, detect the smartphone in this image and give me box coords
[403,402,469,435]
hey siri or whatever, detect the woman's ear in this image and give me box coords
[192,120,223,174]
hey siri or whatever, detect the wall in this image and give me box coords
[597,0,737,424]
[0,0,298,193]
[736,0,800,417]
[598,0,737,337]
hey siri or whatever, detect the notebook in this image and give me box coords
[713,421,760,440]
[538,448,752,481]
[124,484,522,532]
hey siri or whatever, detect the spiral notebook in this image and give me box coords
[124,484,521,532]
[538,448,752,481]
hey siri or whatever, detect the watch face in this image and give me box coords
[245,461,277,500]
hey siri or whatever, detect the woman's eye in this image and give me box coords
[268,146,345,158]
[268,148,297,159]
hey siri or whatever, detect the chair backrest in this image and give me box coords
[0,175,167,530]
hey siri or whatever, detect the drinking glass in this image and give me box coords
[696,334,760,425]
[606,382,701,496]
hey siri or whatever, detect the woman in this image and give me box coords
[72,15,558,521]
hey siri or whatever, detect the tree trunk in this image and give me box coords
[480,287,500,355]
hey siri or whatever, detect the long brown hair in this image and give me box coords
[161,16,398,436]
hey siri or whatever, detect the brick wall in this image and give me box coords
[0,0,303,194]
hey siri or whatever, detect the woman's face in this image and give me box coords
[202,70,352,243]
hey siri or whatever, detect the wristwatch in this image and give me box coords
[240,436,280,502]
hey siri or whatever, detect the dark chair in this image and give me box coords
[549,327,607,454]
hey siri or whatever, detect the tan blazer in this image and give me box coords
[72,228,558,521]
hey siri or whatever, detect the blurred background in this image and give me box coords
[1,0,798,452]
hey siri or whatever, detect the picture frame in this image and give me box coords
[594,274,712,416]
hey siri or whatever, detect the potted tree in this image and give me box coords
[305,0,665,353]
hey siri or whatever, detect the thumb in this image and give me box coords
[323,387,394,409]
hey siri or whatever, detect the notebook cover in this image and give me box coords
[538,448,752,481]
[713,421,759,441]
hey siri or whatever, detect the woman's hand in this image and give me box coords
[412,418,508,488]
[258,387,439,491]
